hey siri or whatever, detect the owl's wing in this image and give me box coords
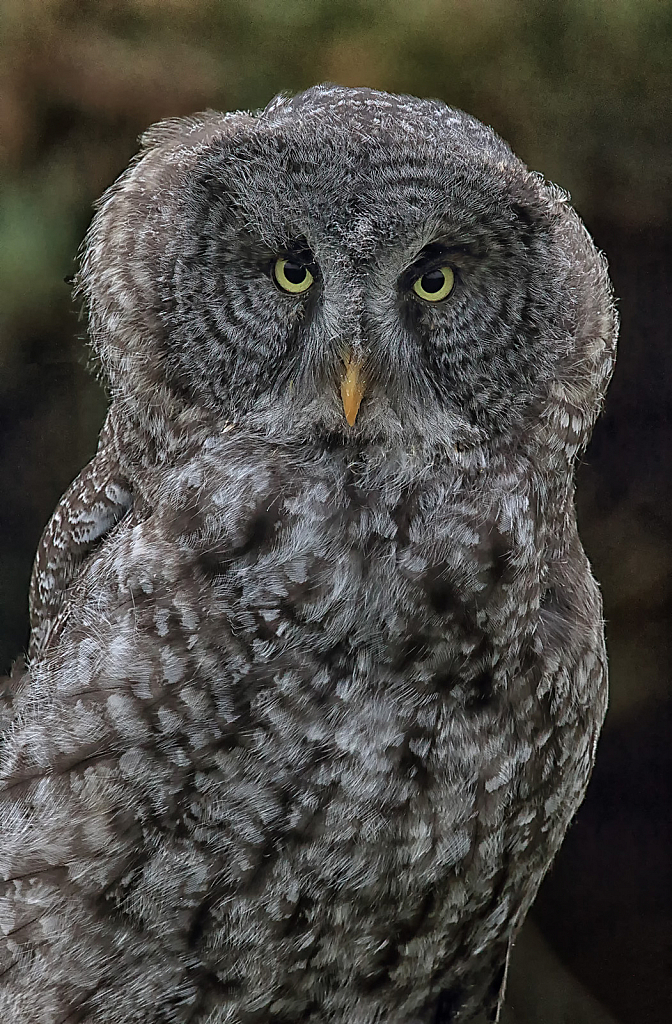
[28,409,132,661]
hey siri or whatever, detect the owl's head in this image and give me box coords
[79,85,616,463]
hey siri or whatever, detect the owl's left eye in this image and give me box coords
[412,266,455,302]
[274,258,314,294]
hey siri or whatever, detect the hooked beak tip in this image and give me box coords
[340,355,365,426]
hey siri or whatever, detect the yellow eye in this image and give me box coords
[274,258,314,294]
[412,266,454,302]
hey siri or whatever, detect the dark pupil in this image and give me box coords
[283,260,307,284]
[421,269,446,293]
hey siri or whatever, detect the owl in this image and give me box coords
[0,86,616,1024]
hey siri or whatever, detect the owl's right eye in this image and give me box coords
[274,258,314,294]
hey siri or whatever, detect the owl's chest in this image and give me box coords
[198,470,543,835]
[77,458,589,1011]
[182,477,550,1001]
[219,467,534,679]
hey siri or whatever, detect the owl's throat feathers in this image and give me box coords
[340,353,365,426]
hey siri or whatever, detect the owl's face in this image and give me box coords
[82,86,615,457]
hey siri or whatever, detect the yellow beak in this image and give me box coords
[340,354,365,426]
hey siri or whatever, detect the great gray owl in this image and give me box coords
[0,85,616,1024]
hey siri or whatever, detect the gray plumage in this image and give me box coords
[1,85,616,1023]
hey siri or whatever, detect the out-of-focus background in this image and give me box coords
[0,2,669,1021]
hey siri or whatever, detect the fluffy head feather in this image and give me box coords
[78,85,615,463]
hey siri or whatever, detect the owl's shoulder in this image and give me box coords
[28,410,132,661]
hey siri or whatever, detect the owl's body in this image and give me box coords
[1,87,616,1023]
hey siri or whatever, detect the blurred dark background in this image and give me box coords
[0,2,670,1021]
